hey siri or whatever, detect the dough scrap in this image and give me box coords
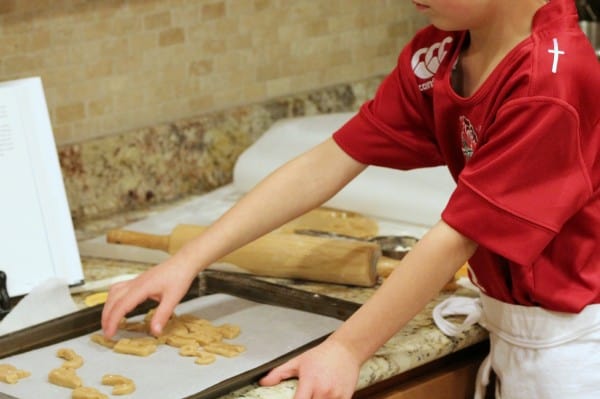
[72,386,108,399]
[0,364,30,384]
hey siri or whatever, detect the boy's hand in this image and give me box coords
[101,255,198,338]
[260,338,361,399]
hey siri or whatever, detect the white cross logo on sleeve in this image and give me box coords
[547,38,565,74]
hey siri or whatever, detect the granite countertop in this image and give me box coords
[77,221,488,399]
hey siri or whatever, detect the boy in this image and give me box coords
[102,1,600,398]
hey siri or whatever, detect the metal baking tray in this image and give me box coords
[0,272,359,399]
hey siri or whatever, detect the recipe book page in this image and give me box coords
[0,77,83,297]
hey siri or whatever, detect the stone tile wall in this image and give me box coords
[0,0,426,145]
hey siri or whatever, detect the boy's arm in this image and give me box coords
[261,220,477,398]
[332,219,477,363]
[102,138,368,337]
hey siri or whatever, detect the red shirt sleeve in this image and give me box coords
[443,97,593,266]
[333,48,445,170]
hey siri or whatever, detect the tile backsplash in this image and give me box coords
[0,0,426,145]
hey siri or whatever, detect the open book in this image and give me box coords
[0,77,83,297]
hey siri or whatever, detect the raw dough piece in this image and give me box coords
[178,314,211,326]
[48,367,82,389]
[72,386,108,399]
[194,351,217,365]
[118,320,147,333]
[178,343,201,357]
[57,348,84,369]
[156,319,188,344]
[104,308,244,363]
[217,323,241,339]
[203,342,246,358]
[165,335,197,348]
[102,374,136,395]
[84,292,108,307]
[183,329,222,345]
[113,338,157,357]
[90,334,116,349]
[0,364,30,384]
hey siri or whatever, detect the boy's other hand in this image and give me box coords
[260,338,360,399]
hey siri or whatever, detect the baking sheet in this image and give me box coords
[0,293,342,399]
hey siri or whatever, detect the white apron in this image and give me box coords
[433,293,600,399]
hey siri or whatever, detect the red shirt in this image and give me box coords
[333,0,600,312]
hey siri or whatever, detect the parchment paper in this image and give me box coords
[232,113,456,227]
[0,294,342,399]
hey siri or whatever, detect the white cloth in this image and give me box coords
[0,278,78,335]
[433,294,600,399]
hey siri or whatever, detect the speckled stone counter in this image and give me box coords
[60,77,383,225]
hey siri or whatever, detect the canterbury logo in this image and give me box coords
[411,36,453,80]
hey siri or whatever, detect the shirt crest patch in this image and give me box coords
[460,116,478,161]
[411,36,453,92]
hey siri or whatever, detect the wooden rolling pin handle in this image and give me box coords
[106,229,170,252]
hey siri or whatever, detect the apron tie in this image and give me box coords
[432,296,482,335]
[433,296,491,399]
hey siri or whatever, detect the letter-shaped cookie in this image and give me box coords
[48,367,82,389]
[102,374,136,395]
[113,338,157,357]
[57,348,84,369]
[90,334,116,349]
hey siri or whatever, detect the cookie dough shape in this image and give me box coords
[217,323,241,339]
[113,337,157,356]
[57,348,84,369]
[194,351,217,365]
[203,342,246,358]
[48,367,82,389]
[102,374,136,395]
[179,343,201,357]
[118,318,147,333]
[90,334,116,349]
[72,386,108,399]
[0,364,30,384]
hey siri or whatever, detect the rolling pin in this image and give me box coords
[106,224,382,287]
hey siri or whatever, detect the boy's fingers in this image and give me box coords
[149,294,180,336]
[102,283,148,337]
[259,361,298,386]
